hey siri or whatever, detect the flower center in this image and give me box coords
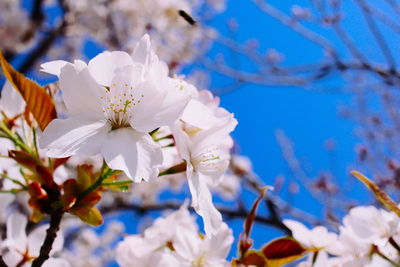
[100,83,144,129]
[192,147,225,173]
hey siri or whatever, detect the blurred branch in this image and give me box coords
[100,198,292,235]
[252,0,335,54]
[31,0,45,25]
[355,0,396,70]
[18,21,67,74]
[0,255,7,267]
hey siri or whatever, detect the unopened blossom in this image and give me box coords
[39,34,192,182]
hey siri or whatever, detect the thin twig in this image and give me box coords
[356,0,396,70]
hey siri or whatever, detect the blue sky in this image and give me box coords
[202,0,391,252]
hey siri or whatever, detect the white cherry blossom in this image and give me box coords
[283,219,337,249]
[173,88,237,236]
[2,213,67,267]
[39,35,192,182]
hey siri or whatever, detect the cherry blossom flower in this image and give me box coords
[39,35,192,182]
[173,89,237,236]
[2,213,67,267]
[116,204,233,267]
[283,219,337,250]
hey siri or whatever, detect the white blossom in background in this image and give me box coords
[283,219,337,250]
[47,0,224,68]
[60,220,125,267]
[39,34,192,182]
[0,0,33,53]
[2,213,68,267]
[294,205,400,267]
[116,204,233,267]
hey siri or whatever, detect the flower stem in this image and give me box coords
[0,121,31,153]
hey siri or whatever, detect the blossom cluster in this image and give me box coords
[116,204,233,267]
[38,34,237,236]
[0,0,33,53]
[2,19,400,266]
[47,0,225,68]
[289,205,400,267]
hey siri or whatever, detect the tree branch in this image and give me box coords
[0,255,8,267]
[31,210,64,267]
[100,199,291,234]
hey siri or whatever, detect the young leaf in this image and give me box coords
[70,205,103,226]
[241,250,266,267]
[0,51,57,131]
[239,187,268,256]
[262,237,307,267]
[351,170,400,217]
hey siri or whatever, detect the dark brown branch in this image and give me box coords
[100,199,291,234]
[31,0,45,24]
[0,255,8,267]
[31,210,64,267]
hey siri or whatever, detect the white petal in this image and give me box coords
[187,169,222,236]
[192,114,237,156]
[173,227,202,261]
[283,219,312,247]
[101,128,163,182]
[3,250,23,267]
[131,34,152,65]
[170,123,191,161]
[181,99,216,130]
[40,116,110,158]
[207,223,234,260]
[59,63,104,118]
[0,81,25,117]
[88,51,133,87]
[40,60,69,76]
[6,213,27,252]
[131,79,191,133]
[43,258,71,267]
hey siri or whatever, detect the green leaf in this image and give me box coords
[70,205,103,226]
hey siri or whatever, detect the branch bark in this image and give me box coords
[31,210,64,267]
[0,255,8,267]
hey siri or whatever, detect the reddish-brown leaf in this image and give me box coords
[262,237,307,267]
[239,187,268,255]
[0,51,57,131]
[241,251,266,267]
